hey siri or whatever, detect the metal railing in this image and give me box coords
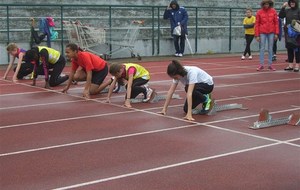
[0,4,254,57]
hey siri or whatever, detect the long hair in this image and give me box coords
[109,63,125,85]
[25,47,39,62]
[109,63,123,75]
[66,43,84,52]
[167,60,187,77]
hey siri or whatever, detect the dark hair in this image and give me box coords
[288,0,299,8]
[66,43,84,52]
[109,63,123,75]
[167,60,187,77]
[260,0,274,7]
[25,48,39,62]
[170,0,179,10]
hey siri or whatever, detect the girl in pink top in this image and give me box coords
[2,43,33,82]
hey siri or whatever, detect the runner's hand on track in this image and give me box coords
[83,90,90,99]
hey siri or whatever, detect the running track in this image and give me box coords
[0,54,299,190]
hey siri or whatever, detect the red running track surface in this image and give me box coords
[0,54,299,190]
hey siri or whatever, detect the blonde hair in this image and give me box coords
[6,43,18,52]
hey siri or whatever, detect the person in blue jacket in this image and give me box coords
[163,0,188,57]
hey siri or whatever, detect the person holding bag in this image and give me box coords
[163,0,188,57]
[279,0,300,72]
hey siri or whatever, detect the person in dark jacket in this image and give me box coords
[163,1,188,57]
[279,0,300,72]
[255,0,279,71]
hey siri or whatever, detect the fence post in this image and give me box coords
[60,5,64,55]
[152,6,155,55]
[195,7,198,53]
[157,6,160,55]
[229,8,232,52]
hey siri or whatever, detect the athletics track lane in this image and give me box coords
[0,54,299,190]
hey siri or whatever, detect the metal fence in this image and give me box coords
[0,4,258,59]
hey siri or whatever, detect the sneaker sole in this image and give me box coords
[148,90,157,103]
[143,89,156,103]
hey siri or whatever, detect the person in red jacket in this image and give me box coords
[62,43,112,99]
[255,0,279,71]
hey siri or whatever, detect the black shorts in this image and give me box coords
[91,64,108,85]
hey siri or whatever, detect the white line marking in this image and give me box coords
[0,110,136,129]
[0,124,198,157]
[0,91,47,97]
[52,143,281,190]
[2,107,299,157]
[0,100,86,110]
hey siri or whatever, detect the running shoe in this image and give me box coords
[284,67,294,71]
[268,65,276,71]
[256,65,264,71]
[199,95,215,115]
[202,94,211,111]
[143,87,155,102]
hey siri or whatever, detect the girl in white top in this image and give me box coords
[159,60,214,121]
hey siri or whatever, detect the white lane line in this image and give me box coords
[0,81,300,110]
[0,91,47,97]
[0,124,199,157]
[2,107,299,157]
[52,142,281,190]
[0,110,136,130]
[0,100,86,110]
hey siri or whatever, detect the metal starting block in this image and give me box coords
[130,93,182,103]
[250,109,300,129]
[192,102,247,115]
[101,85,126,94]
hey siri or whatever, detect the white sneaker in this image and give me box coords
[174,53,179,57]
[143,88,155,102]
[178,53,183,57]
[248,55,252,60]
[241,55,245,60]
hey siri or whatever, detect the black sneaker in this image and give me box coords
[284,67,294,71]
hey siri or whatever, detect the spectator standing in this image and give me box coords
[242,8,256,60]
[255,0,279,71]
[279,0,300,72]
[163,0,188,57]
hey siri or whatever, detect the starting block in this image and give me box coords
[101,85,126,94]
[250,109,300,129]
[192,101,247,115]
[130,93,182,103]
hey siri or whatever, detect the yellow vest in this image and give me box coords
[124,63,150,80]
[38,46,60,64]
[243,16,256,35]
